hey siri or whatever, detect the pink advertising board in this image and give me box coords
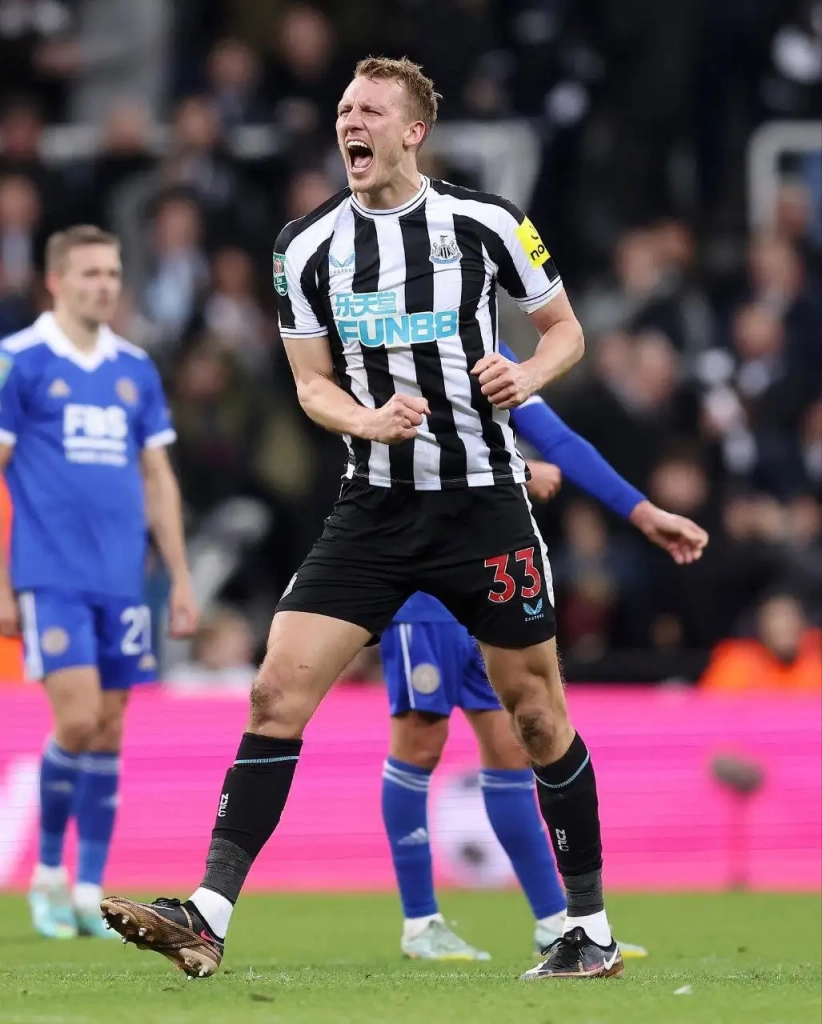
[1,685,820,891]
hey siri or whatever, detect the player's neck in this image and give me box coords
[354,168,422,212]
[52,309,102,354]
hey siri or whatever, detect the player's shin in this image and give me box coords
[382,758,438,925]
[37,738,81,872]
[189,732,302,939]
[73,751,121,898]
[531,732,611,947]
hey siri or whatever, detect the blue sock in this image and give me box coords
[38,738,82,868]
[73,751,121,886]
[480,768,567,919]
[382,757,438,919]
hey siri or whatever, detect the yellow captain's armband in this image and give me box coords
[514,216,550,268]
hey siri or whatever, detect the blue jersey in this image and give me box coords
[0,313,175,600]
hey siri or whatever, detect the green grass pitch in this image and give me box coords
[0,891,819,1023]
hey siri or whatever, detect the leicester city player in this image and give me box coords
[381,341,707,961]
[0,226,198,939]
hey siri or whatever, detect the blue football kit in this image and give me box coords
[0,313,176,688]
[381,340,645,717]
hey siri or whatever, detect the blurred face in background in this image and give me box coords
[48,243,122,327]
[277,5,334,78]
[208,39,259,93]
[172,98,220,154]
[337,75,425,195]
[748,234,803,300]
[0,174,41,232]
[731,303,785,361]
[629,331,679,409]
[153,197,203,255]
[757,595,806,662]
[211,247,255,298]
[0,105,42,161]
[286,169,335,220]
[649,457,708,516]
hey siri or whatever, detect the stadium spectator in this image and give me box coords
[141,192,209,345]
[700,592,822,693]
[165,605,257,693]
[0,174,43,334]
[205,38,268,129]
[202,247,272,374]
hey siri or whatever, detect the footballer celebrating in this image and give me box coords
[101,57,702,981]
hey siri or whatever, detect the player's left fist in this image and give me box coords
[168,578,199,638]
[470,353,536,409]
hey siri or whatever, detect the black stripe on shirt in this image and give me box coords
[400,207,467,485]
[352,213,415,484]
[453,213,513,484]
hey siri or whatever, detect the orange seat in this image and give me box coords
[0,478,24,684]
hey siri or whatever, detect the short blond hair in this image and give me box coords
[354,56,440,138]
[45,225,120,274]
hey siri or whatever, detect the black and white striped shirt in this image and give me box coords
[274,175,563,490]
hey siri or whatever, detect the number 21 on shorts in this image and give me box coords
[484,548,541,603]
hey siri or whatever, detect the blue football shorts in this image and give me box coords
[381,619,502,717]
[18,588,157,689]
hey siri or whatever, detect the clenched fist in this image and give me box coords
[470,353,537,409]
[363,394,431,444]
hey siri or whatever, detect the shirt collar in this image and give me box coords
[36,312,117,372]
[350,175,429,219]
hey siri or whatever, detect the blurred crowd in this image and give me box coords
[0,0,820,684]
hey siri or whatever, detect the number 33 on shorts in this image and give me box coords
[485,545,545,607]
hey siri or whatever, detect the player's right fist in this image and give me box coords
[0,584,19,637]
[363,394,430,444]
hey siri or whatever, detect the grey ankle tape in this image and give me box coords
[563,869,605,917]
[201,837,252,905]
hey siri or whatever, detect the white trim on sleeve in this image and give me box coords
[0,429,17,446]
[143,428,177,449]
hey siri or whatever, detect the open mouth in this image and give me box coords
[346,139,374,175]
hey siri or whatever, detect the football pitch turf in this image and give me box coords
[0,891,819,1024]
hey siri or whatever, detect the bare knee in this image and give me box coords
[249,660,320,737]
[390,712,448,771]
[482,640,574,764]
[54,710,99,753]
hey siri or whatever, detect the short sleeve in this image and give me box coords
[0,351,26,446]
[136,359,176,449]
[493,204,564,313]
[273,229,328,340]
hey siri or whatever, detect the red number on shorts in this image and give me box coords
[484,554,517,603]
[516,547,542,599]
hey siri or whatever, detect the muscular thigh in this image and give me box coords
[480,636,567,719]
[418,484,556,650]
[250,610,371,734]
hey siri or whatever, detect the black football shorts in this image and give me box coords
[276,476,556,649]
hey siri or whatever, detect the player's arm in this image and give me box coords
[0,352,25,635]
[140,446,198,637]
[282,335,429,444]
[472,205,583,407]
[273,233,429,443]
[136,360,197,638]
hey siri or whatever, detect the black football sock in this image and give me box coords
[532,732,605,918]
[198,733,302,905]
